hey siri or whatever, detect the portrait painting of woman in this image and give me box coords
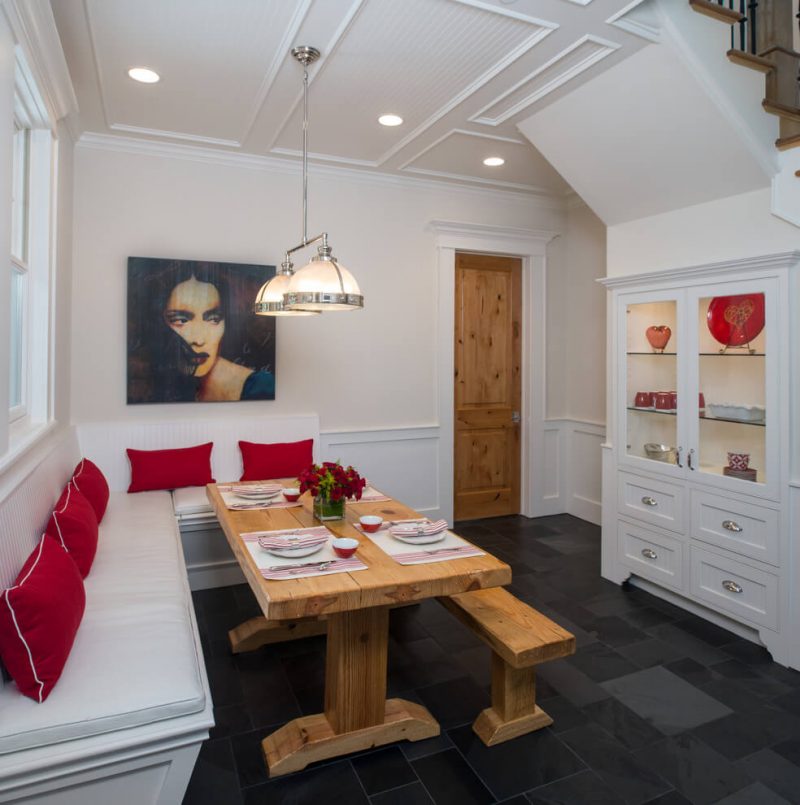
[127,257,276,404]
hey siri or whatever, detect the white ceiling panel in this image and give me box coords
[85,0,301,144]
[402,130,571,193]
[271,0,553,163]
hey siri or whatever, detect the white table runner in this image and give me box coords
[359,525,485,565]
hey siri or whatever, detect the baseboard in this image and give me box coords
[187,560,245,591]
[568,493,602,526]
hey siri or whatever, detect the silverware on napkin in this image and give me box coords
[266,560,334,572]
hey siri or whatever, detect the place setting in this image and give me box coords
[354,515,485,565]
[240,525,368,580]
[217,482,304,511]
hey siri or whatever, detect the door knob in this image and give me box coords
[511,411,520,424]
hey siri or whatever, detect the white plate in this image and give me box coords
[234,490,280,501]
[262,543,325,559]
[391,530,447,545]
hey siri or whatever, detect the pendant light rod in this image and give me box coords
[291,45,319,245]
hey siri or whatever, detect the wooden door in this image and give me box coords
[454,252,522,520]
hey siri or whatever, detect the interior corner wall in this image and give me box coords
[544,201,607,525]
[607,188,800,277]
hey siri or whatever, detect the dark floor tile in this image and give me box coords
[453,644,492,688]
[583,697,664,750]
[560,723,671,804]
[642,792,692,805]
[193,585,240,618]
[370,782,434,805]
[400,731,454,761]
[617,638,684,669]
[663,657,715,687]
[352,747,417,795]
[671,616,739,647]
[205,653,244,708]
[411,748,494,805]
[692,707,800,760]
[242,759,369,805]
[698,678,766,714]
[540,696,588,733]
[568,642,640,683]
[720,639,775,666]
[621,606,679,629]
[389,607,429,644]
[387,637,464,692]
[602,666,732,735]
[740,748,800,803]
[537,659,612,708]
[449,723,585,800]
[709,659,761,681]
[773,688,800,717]
[415,675,489,730]
[231,728,273,788]
[589,616,648,648]
[182,738,243,805]
[525,769,624,804]
[280,648,326,691]
[209,702,251,739]
[633,733,751,805]
[772,737,800,767]
[645,624,728,666]
[713,781,791,804]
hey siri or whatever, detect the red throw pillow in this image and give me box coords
[71,458,109,522]
[45,483,99,578]
[127,442,214,493]
[239,438,313,482]
[0,535,85,702]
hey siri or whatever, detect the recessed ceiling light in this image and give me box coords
[128,67,160,84]
[378,114,403,127]
[483,156,505,167]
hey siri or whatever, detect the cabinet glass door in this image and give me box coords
[689,281,777,496]
[622,294,683,471]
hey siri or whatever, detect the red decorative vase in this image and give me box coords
[646,325,672,353]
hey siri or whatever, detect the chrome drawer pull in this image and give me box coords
[641,496,658,507]
[722,520,743,533]
[641,548,658,560]
[722,579,743,594]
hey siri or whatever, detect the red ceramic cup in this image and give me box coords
[654,392,672,411]
[669,391,678,411]
[332,538,359,558]
[634,391,653,408]
[699,392,706,410]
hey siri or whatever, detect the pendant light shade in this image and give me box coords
[285,245,363,312]
[255,257,318,316]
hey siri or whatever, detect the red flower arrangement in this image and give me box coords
[298,461,366,503]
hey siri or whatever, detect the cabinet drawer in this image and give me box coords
[618,473,685,534]
[691,492,779,566]
[618,520,683,591]
[689,546,778,630]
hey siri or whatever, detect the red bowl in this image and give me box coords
[359,516,383,533]
[282,488,300,502]
[332,538,358,558]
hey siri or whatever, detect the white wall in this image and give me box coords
[608,188,800,277]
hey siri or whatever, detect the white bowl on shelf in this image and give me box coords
[706,403,765,423]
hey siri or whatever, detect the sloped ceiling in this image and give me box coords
[51,0,655,198]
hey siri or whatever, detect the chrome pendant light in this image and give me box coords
[254,253,318,316]
[282,46,364,313]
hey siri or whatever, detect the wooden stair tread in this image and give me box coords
[764,100,800,124]
[777,133,800,150]
[727,49,774,74]
[689,0,744,24]
[439,587,575,668]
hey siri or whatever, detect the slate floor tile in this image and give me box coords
[210,703,252,740]
[411,748,495,805]
[415,675,489,730]
[583,697,664,750]
[230,728,273,789]
[633,733,751,805]
[773,688,800,717]
[448,724,586,801]
[589,615,648,647]
[671,616,738,647]
[663,658,715,687]
[538,696,588,733]
[697,678,766,714]
[352,747,418,795]
[772,737,800,767]
[621,606,678,629]
[537,659,612,708]
[645,624,728,666]
[641,792,692,805]
[525,769,623,804]
[370,782,434,805]
[560,723,672,804]
[740,748,800,803]
[617,638,684,669]
[713,781,791,804]
[241,759,369,805]
[692,707,800,760]
[601,666,732,735]
[400,732,454,761]
[567,642,640,683]
[720,639,775,666]
[182,738,243,805]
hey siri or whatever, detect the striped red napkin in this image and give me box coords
[389,519,448,538]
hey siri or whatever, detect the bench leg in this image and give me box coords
[228,616,328,654]
[473,653,552,746]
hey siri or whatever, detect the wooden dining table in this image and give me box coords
[206,482,511,777]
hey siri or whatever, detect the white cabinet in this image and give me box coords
[601,252,799,670]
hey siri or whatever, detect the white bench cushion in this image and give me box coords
[0,492,206,754]
[172,486,213,518]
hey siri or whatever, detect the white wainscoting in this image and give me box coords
[536,419,605,525]
[320,426,442,519]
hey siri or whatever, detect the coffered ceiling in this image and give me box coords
[51,0,657,198]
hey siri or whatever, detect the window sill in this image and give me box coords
[0,419,58,476]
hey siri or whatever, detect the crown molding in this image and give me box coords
[76,131,569,210]
[2,0,78,127]
[429,219,561,254]
[599,251,800,288]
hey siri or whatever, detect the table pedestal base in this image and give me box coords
[473,704,552,746]
[262,698,439,776]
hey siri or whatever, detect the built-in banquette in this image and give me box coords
[0,415,318,803]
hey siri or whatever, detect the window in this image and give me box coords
[7,49,55,439]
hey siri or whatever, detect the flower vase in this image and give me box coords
[313,495,345,522]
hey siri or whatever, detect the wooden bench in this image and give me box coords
[438,587,575,746]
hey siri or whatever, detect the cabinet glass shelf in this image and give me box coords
[626,352,765,357]
[626,407,765,427]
